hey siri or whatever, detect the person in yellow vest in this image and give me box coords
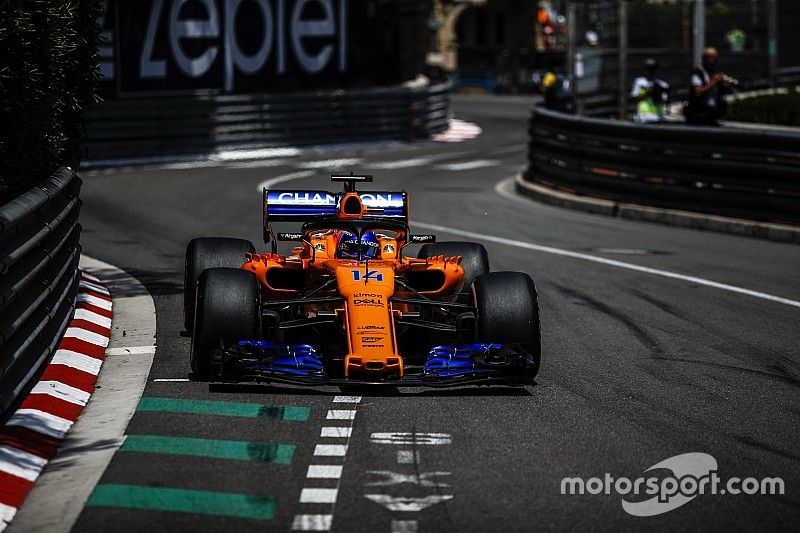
[630,58,670,123]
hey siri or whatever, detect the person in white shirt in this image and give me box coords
[630,58,670,123]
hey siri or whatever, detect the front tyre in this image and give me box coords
[184,237,255,331]
[190,268,260,379]
[472,271,541,380]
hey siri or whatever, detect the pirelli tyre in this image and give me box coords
[190,268,260,379]
[419,242,489,302]
[472,271,541,380]
[184,237,255,331]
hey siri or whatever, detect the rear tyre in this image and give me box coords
[184,237,255,331]
[190,268,260,379]
[472,271,541,379]
[419,242,489,301]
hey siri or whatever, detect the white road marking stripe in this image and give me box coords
[300,488,338,503]
[370,432,452,445]
[320,427,352,438]
[63,327,110,347]
[73,308,112,328]
[364,494,454,511]
[214,147,301,161]
[370,157,433,170]
[332,395,361,403]
[76,293,112,311]
[5,409,73,439]
[392,520,419,533]
[326,410,356,420]
[297,158,362,170]
[152,378,190,382]
[437,159,499,171]
[314,444,348,457]
[413,220,800,309]
[396,450,418,464]
[307,465,343,479]
[0,445,48,482]
[228,159,290,169]
[0,502,17,528]
[595,248,650,255]
[256,170,315,193]
[105,346,156,356]
[50,350,103,375]
[30,381,90,406]
[80,272,101,283]
[79,280,110,295]
[291,514,332,531]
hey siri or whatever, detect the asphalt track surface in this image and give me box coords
[64,95,799,531]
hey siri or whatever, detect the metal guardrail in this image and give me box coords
[0,168,82,419]
[524,107,800,225]
[86,81,452,161]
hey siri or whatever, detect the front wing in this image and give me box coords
[212,341,537,387]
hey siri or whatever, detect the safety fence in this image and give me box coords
[85,81,452,162]
[0,168,82,419]
[524,107,800,225]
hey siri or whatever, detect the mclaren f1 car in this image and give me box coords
[184,175,541,386]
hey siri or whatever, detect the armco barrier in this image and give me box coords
[86,81,452,161]
[0,168,82,419]
[524,107,800,226]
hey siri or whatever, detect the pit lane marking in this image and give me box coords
[326,410,357,420]
[414,219,800,310]
[314,445,348,457]
[321,427,352,438]
[292,395,361,531]
[435,159,499,171]
[391,520,419,533]
[307,466,343,479]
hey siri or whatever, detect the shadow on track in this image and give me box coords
[207,382,534,397]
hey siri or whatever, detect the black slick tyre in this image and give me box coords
[184,237,255,331]
[471,271,541,379]
[190,267,260,379]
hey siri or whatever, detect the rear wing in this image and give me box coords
[263,189,408,242]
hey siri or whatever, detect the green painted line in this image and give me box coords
[87,484,275,520]
[136,397,310,421]
[120,435,295,464]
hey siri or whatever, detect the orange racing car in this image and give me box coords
[184,175,541,386]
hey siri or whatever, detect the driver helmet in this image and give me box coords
[337,230,380,259]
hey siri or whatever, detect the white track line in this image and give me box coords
[243,168,799,309]
[293,395,361,531]
[50,350,103,375]
[413,221,800,309]
[307,465,343,479]
[326,410,357,420]
[292,515,333,531]
[256,170,315,192]
[299,488,338,504]
[321,427,352,438]
[332,396,361,403]
[314,444,348,457]
[29,381,90,406]
[0,445,48,481]
[5,410,72,440]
